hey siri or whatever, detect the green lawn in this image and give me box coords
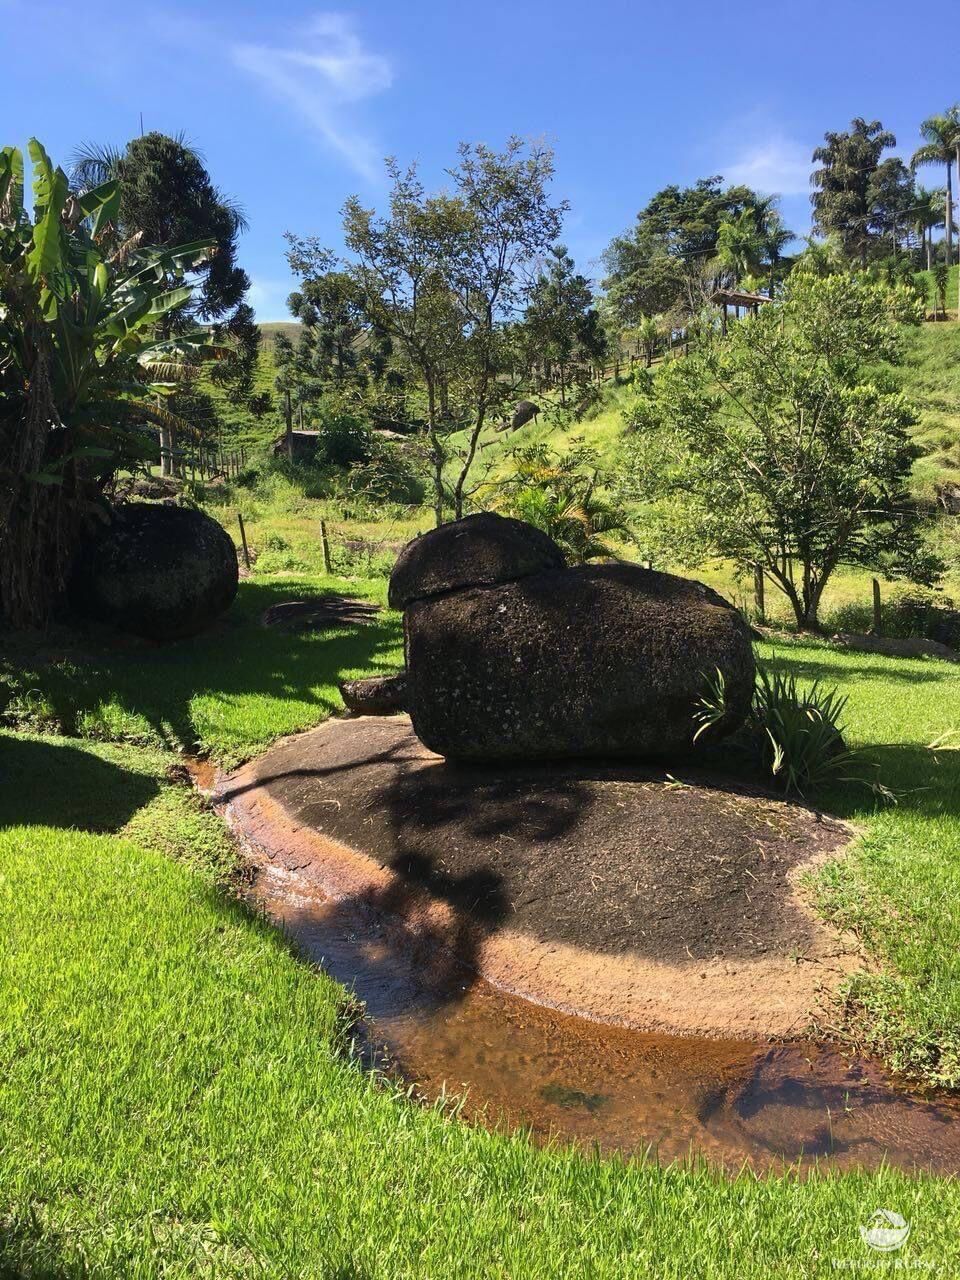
[0,576,403,766]
[2,578,960,1276]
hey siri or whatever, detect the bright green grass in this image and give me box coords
[0,577,403,766]
[3,729,960,1277]
[758,638,960,1084]
[900,320,960,503]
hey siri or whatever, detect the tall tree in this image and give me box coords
[603,177,783,332]
[811,118,899,264]
[72,132,258,471]
[911,186,944,271]
[523,245,606,404]
[624,273,937,629]
[714,208,765,286]
[911,107,960,278]
[340,139,565,523]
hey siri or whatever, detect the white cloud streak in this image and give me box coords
[233,13,392,181]
[722,136,811,196]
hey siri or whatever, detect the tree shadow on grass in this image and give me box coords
[0,734,159,832]
[763,649,947,686]
[1,580,404,758]
[0,1213,82,1279]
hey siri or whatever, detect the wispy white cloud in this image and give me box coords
[232,13,392,181]
[722,135,811,197]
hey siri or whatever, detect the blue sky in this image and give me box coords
[3,0,957,319]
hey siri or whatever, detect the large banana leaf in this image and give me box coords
[26,139,69,284]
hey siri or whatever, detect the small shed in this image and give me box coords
[710,287,771,334]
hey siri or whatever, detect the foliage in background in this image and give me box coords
[335,138,567,524]
[623,272,937,628]
[810,117,915,265]
[495,443,631,562]
[522,244,606,404]
[72,132,261,469]
[0,139,214,626]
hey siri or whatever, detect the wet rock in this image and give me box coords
[340,674,408,715]
[404,561,755,762]
[69,503,238,641]
[388,512,565,610]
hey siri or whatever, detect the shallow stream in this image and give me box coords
[249,859,960,1175]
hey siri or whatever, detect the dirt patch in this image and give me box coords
[219,716,860,1038]
[261,596,382,632]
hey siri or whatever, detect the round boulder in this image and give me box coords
[388,512,565,610]
[70,503,238,641]
[404,562,755,761]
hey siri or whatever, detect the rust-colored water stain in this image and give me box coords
[248,859,960,1175]
[181,755,218,793]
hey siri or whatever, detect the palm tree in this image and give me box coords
[911,108,960,268]
[759,211,794,296]
[715,208,765,285]
[912,186,943,271]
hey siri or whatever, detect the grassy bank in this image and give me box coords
[3,711,960,1276]
[1,574,960,1274]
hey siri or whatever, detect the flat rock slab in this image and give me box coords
[261,596,381,632]
[219,716,859,1039]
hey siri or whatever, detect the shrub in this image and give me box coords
[316,414,371,468]
[694,663,875,796]
[825,584,959,647]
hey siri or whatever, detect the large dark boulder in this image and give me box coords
[70,503,238,641]
[388,512,565,610]
[404,562,755,762]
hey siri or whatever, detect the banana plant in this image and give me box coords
[0,138,219,626]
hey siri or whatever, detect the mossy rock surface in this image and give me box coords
[405,561,755,762]
[70,503,238,641]
[388,512,564,610]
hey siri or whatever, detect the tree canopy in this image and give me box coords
[623,273,937,628]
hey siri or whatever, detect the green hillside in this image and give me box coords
[258,321,301,349]
[900,319,960,504]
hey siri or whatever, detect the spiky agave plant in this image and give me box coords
[693,661,884,797]
[0,140,217,627]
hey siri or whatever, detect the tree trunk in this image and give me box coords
[946,165,954,270]
[284,389,293,463]
[426,379,444,528]
[159,425,173,477]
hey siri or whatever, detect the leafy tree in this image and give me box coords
[72,132,258,470]
[911,108,960,268]
[523,245,606,404]
[340,139,565,523]
[624,273,937,629]
[811,118,904,264]
[0,140,214,627]
[602,177,775,331]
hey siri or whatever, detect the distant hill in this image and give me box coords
[258,322,301,349]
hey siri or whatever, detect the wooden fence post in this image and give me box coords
[237,513,251,570]
[872,579,882,634]
[320,519,332,574]
[754,565,765,624]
